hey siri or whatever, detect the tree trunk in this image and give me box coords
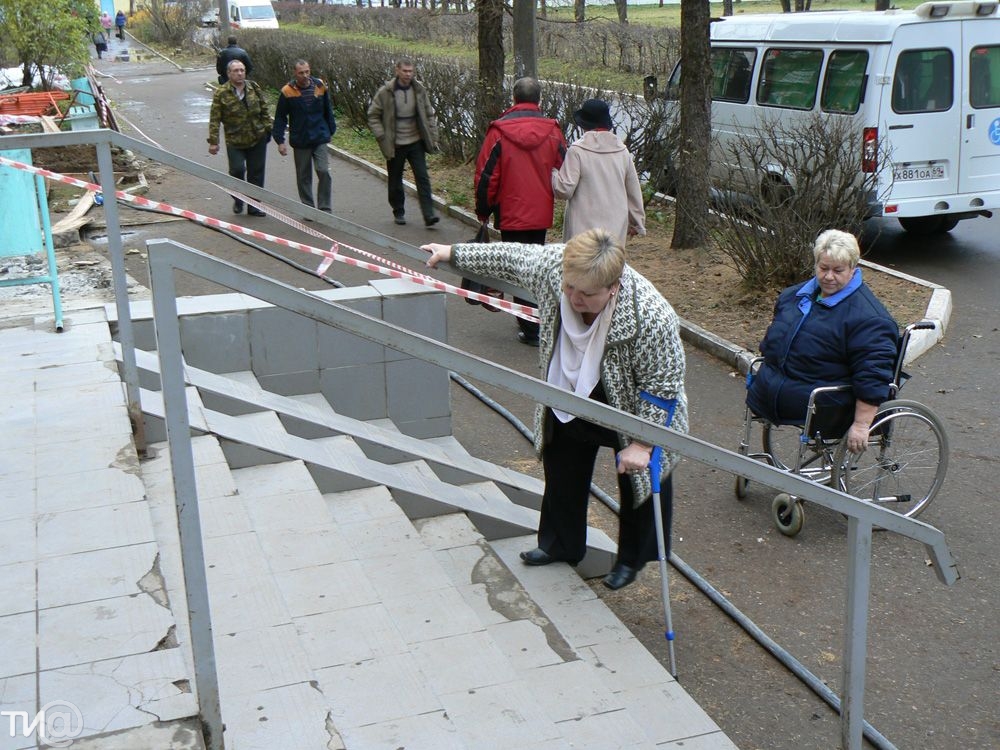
[477,0,506,140]
[512,0,537,79]
[613,0,628,24]
[723,0,733,16]
[671,0,711,250]
[574,0,585,23]
[874,0,890,8]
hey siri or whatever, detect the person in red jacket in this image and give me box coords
[475,77,566,346]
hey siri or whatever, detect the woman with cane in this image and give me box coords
[423,228,687,590]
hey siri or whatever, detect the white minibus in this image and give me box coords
[226,0,279,30]
[665,0,1000,234]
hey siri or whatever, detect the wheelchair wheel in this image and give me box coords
[762,423,802,471]
[831,399,948,519]
[735,475,749,498]
[772,493,805,537]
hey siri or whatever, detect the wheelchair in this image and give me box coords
[735,322,949,536]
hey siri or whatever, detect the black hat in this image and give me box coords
[573,99,613,130]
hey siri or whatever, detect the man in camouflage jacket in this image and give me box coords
[207,59,271,216]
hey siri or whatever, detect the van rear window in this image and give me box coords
[821,50,868,115]
[892,49,953,113]
[970,46,1000,109]
[757,49,823,110]
[712,48,756,104]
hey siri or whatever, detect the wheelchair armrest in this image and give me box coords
[804,384,853,441]
[744,357,765,388]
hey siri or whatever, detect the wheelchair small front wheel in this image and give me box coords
[772,493,805,537]
[734,475,749,499]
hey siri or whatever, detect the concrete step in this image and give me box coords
[199,370,269,417]
[145,452,345,749]
[219,410,290,469]
[307,493,572,748]
[124,345,544,509]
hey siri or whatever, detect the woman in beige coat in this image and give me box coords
[552,99,646,245]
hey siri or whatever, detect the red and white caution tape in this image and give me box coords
[0,156,538,322]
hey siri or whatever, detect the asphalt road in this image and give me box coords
[91,42,998,750]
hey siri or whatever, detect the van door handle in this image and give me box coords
[967,114,974,129]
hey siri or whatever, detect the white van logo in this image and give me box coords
[990,118,1000,147]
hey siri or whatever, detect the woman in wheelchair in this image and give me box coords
[746,229,898,453]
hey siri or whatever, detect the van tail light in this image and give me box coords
[862,127,878,173]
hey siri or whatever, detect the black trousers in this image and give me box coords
[225,136,268,211]
[387,141,435,221]
[499,228,546,338]
[537,407,673,568]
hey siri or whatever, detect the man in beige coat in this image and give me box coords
[552,99,646,244]
[367,58,440,227]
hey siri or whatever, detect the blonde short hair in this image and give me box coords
[812,229,860,268]
[562,229,625,289]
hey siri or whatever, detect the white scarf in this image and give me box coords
[547,292,616,423]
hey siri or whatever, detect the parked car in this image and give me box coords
[200,8,219,27]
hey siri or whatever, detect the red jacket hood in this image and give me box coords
[492,103,560,151]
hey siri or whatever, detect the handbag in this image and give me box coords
[460,223,502,311]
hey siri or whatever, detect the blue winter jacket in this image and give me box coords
[272,77,336,149]
[746,269,898,428]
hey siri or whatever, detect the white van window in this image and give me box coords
[757,49,823,110]
[970,46,1000,109]
[712,48,756,103]
[243,4,276,20]
[821,50,868,115]
[892,49,953,113]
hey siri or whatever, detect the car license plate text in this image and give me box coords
[893,165,945,182]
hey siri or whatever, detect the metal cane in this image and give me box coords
[639,391,677,678]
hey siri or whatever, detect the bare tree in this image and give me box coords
[574,0,584,23]
[671,0,711,249]
[512,0,537,79]
[713,114,888,289]
[477,0,506,138]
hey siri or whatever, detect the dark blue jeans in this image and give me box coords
[386,141,435,221]
[225,136,268,211]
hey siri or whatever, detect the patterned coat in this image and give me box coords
[451,241,688,507]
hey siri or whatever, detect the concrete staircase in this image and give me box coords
[132,358,737,749]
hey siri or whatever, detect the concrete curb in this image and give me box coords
[328,145,951,369]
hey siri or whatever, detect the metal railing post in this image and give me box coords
[841,516,874,750]
[96,139,146,453]
[148,248,225,750]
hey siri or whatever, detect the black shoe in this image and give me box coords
[519,548,557,566]
[424,215,440,227]
[517,331,540,347]
[247,208,265,217]
[602,563,642,591]
[233,203,243,215]
[394,214,406,225]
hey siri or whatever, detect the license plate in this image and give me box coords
[892,164,945,182]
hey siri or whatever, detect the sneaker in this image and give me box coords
[247,208,265,217]
[517,331,540,347]
[424,215,440,227]
[393,214,406,225]
[232,203,243,215]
